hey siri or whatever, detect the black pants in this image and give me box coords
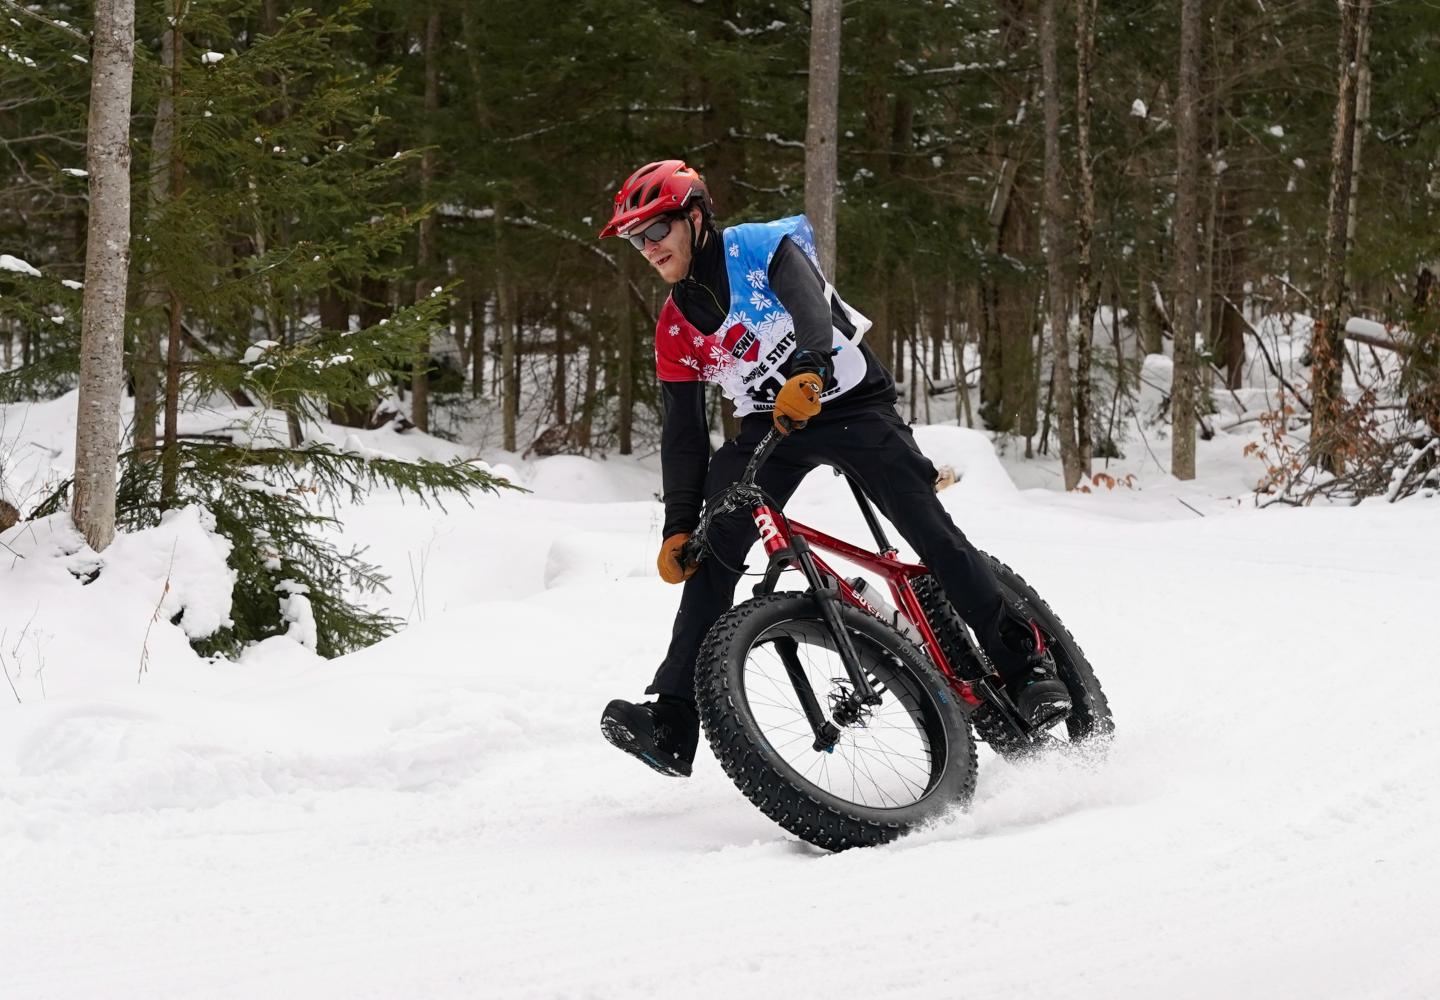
[648,404,1008,703]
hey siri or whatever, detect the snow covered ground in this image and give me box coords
[3,369,1439,997]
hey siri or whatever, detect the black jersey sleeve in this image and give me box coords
[768,235,835,379]
[659,380,711,538]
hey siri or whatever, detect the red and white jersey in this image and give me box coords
[654,215,871,416]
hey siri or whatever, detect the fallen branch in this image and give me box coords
[1388,438,1439,502]
[1343,317,1407,355]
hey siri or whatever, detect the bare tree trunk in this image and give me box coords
[553,306,568,426]
[1345,8,1373,297]
[956,281,976,428]
[512,299,524,427]
[1137,209,1162,356]
[495,215,517,452]
[1206,7,1245,393]
[909,305,920,423]
[804,0,841,275]
[157,5,186,500]
[410,9,441,434]
[73,0,136,551]
[460,7,493,133]
[1171,0,1204,480]
[617,253,635,455]
[579,312,598,450]
[478,285,495,400]
[1312,0,1371,472]
[1021,290,1042,455]
[455,281,471,375]
[135,20,178,459]
[1211,186,1247,390]
[1073,0,1098,475]
[1040,0,1081,488]
[980,0,1034,433]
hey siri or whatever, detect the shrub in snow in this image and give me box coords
[32,440,518,659]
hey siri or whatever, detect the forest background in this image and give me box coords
[1,0,1437,655]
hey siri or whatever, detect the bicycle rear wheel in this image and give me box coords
[696,592,976,850]
[911,555,1114,755]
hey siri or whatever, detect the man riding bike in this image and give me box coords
[597,159,1071,777]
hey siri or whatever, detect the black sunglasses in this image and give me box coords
[626,216,678,250]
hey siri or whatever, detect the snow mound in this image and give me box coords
[911,424,1018,498]
[524,453,658,502]
[0,507,234,700]
[543,531,652,588]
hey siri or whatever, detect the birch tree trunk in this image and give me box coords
[1073,0,1099,474]
[410,9,441,434]
[1040,0,1081,489]
[1170,0,1204,481]
[804,0,841,275]
[1312,0,1371,472]
[72,0,136,551]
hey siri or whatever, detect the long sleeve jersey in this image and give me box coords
[658,225,895,538]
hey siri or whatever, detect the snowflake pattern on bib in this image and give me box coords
[654,215,871,416]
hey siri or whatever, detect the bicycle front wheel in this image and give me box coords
[696,592,976,850]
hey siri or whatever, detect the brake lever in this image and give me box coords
[678,533,706,569]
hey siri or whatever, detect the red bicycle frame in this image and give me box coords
[749,501,985,710]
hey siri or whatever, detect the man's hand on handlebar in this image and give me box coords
[662,425,789,584]
[773,373,823,434]
[657,532,700,584]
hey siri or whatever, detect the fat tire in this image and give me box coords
[695,592,977,851]
[910,555,1114,756]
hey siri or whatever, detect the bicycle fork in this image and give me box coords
[753,505,879,752]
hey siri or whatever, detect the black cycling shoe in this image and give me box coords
[1010,660,1073,731]
[987,603,1073,730]
[600,696,698,777]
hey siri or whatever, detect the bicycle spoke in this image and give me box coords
[741,618,941,811]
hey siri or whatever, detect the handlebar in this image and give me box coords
[678,419,791,570]
[741,424,787,485]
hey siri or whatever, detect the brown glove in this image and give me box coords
[773,373,824,434]
[657,532,699,584]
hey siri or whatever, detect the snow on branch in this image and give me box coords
[723,19,787,37]
[917,59,1009,76]
[728,128,804,149]
[0,253,42,277]
[0,0,87,42]
[492,106,709,145]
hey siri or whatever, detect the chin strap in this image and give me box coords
[683,210,716,282]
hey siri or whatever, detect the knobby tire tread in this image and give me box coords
[695,592,977,852]
[912,556,1113,755]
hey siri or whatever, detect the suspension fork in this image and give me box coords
[773,636,842,752]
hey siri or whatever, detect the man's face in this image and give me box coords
[629,207,701,283]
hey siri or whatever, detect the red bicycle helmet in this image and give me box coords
[598,159,712,239]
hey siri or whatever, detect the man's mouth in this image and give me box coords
[651,252,672,269]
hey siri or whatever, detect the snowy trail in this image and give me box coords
[4,435,1439,998]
